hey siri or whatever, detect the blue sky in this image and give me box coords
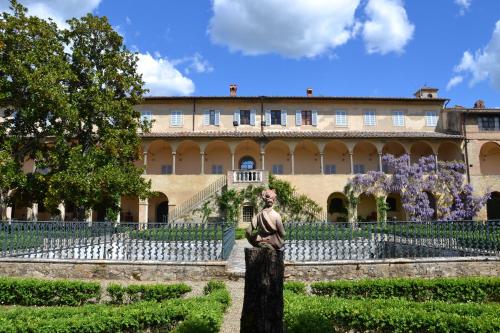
[2,0,500,107]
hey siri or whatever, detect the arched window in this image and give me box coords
[239,156,256,170]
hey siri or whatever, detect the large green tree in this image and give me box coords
[0,1,151,221]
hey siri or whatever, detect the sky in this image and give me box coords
[1,0,500,107]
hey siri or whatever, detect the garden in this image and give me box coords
[284,277,500,333]
[0,277,230,333]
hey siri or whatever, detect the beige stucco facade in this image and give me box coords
[7,88,500,223]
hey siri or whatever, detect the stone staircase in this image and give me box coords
[168,175,227,222]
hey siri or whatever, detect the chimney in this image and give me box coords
[306,88,313,97]
[229,84,237,97]
[474,99,485,109]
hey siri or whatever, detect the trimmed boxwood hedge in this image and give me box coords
[106,282,191,304]
[310,277,500,303]
[284,281,307,295]
[0,282,230,333]
[0,277,100,306]
[285,292,500,333]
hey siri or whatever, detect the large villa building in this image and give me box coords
[7,85,500,223]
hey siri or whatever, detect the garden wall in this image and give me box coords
[0,257,498,282]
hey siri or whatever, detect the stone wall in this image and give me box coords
[0,257,498,282]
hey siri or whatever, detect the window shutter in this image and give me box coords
[215,110,220,126]
[203,110,210,126]
[312,110,318,126]
[281,110,287,126]
[295,110,302,126]
[265,110,271,126]
[233,110,240,125]
[250,109,256,126]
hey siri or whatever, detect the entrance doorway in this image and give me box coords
[156,201,169,223]
[487,192,500,220]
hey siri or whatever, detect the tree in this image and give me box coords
[345,154,489,222]
[0,1,151,221]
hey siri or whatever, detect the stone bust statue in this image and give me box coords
[245,189,285,250]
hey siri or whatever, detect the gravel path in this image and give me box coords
[219,280,245,333]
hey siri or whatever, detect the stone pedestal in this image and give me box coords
[241,247,284,333]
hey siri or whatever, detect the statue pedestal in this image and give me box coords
[240,247,284,333]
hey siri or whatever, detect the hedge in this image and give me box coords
[284,281,306,295]
[0,277,100,306]
[285,293,500,333]
[0,282,230,333]
[106,282,191,304]
[311,277,500,303]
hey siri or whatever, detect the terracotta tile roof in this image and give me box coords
[140,130,463,139]
[446,108,500,114]
[143,96,448,103]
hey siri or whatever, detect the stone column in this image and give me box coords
[5,206,12,221]
[291,153,295,175]
[260,151,265,170]
[143,150,148,174]
[378,153,383,172]
[58,203,65,221]
[231,153,235,170]
[200,152,205,175]
[349,152,354,174]
[320,152,324,174]
[116,199,121,224]
[172,151,176,174]
[32,203,38,221]
[139,198,149,229]
[85,209,93,224]
[435,154,439,171]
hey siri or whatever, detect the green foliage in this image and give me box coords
[235,227,246,239]
[284,293,500,333]
[376,196,389,223]
[106,283,191,305]
[284,281,307,295]
[0,0,152,220]
[310,277,500,303]
[129,225,222,241]
[203,280,226,295]
[0,277,100,306]
[214,176,322,224]
[0,280,230,333]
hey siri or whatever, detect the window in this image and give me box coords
[239,156,256,170]
[302,110,312,125]
[211,164,223,174]
[242,206,254,223]
[364,111,376,126]
[353,164,365,174]
[161,165,173,174]
[425,111,438,127]
[324,164,336,174]
[392,111,405,127]
[140,111,152,122]
[272,164,283,174]
[204,110,220,126]
[335,110,347,126]
[240,110,251,125]
[170,111,183,127]
[479,116,499,131]
[271,110,281,125]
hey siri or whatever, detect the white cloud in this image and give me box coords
[172,53,214,74]
[455,0,471,15]
[453,21,500,90]
[125,16,131,25]
[208,0,361,58]
[446,75,464,90]
[136,53,195,96]
[362,0,415,55]
[0,0,101,27]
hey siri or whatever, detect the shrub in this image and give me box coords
[285,293,500,333]
[203,280,226,295]
[284,281,306,295]
[0,282,230,333]
[310,277,500,303]
[0,277,100,306]
[106,282,191,304]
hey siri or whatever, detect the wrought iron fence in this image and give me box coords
[285,220,500,262]
[0,221,235,262]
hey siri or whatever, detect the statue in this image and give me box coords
[245,189,285,250]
